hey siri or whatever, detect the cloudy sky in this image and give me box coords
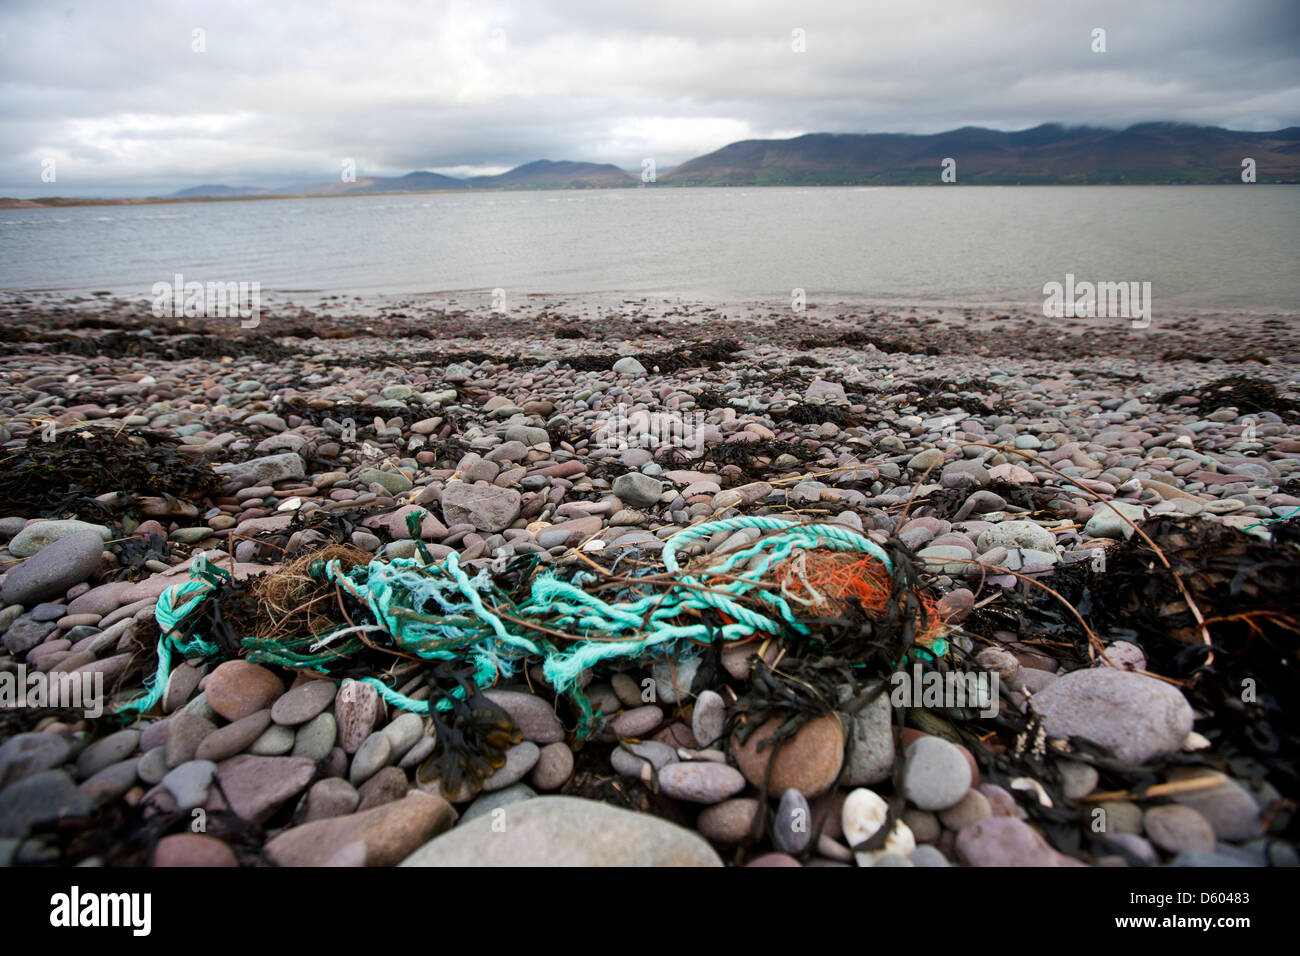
[2,0,1297,196]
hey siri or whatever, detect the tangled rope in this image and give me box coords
[119,515,941,737]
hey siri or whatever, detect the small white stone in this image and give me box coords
[842,787,916,865]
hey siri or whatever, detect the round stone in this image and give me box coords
[204,661,284,722]
[481,741,542,793]
[0,530,105,606]
[0,734,71,788]
[349,732,393,786]
[937,789,991,831]
[955,817,1064,866]
[292,712,338,761]
[976,520,1057,554]
[657,761,746,804]
[732,714,844,799]
[195,710,272,762]
[902,736,972,811]
[1143,804,1216,854]
[482,690,565,744]
[271,680,338,725]
[161,760,217,811]
[248,723,296,756]
[74,729,140,779]
[610,740,678,777]
[609,705,663,738]
[1029,668,1194,765]
[697,798,762,845]
[773,788,813,854]
[152,833,238,867]
[691,690,726,748]
[528,742,574,791]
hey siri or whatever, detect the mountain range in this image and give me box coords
[7,123,1297,207]
[168,124,1300,197]
[663,123,1300,185]
[167,160,639,199]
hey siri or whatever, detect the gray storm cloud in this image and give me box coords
[0,0,1296,195]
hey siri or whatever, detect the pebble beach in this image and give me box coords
[1,290,1297,868]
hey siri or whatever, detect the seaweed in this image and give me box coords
[417,663,522,797]
[801,330,942,356]
[690,386,732,411]
[0,427,220,518]
[1086,516,1300,796]
[900,482,1074,522]
[1155,374,1300,422]
[962,514,1300,827]
[770,402,862,427]
[104,532,175,581]
[6,329,302,363]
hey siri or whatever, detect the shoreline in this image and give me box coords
[4,180,1299,212]
[7,288,1300,334]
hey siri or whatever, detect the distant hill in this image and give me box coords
[660,123,1300,185]
[295,170,468,195]
[168,161,635,200]
[167,184,271,198]
[468,160,636,189]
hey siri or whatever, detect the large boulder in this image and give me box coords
[400,796,722,866]
[1030,668,1193,764]
[1,530,103,606]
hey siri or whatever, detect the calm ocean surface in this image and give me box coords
[1,186,1296,309]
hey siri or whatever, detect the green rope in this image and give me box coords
[1243,505,1300,531]
[117,516,919,737]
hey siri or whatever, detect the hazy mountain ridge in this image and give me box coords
[168,160,634,199]
[660,123,1300,185]
[5,123,1294,207]
[163,124,1300,197]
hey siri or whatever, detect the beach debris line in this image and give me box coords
[117,514,952,790]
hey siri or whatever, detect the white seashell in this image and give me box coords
[1010,776,1053,807]
[841,787,889,847]
[277,496,303,512]
[841,788,916,864]
[854,820,915,867]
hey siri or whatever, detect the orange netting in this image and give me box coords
[775,550,948,649]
